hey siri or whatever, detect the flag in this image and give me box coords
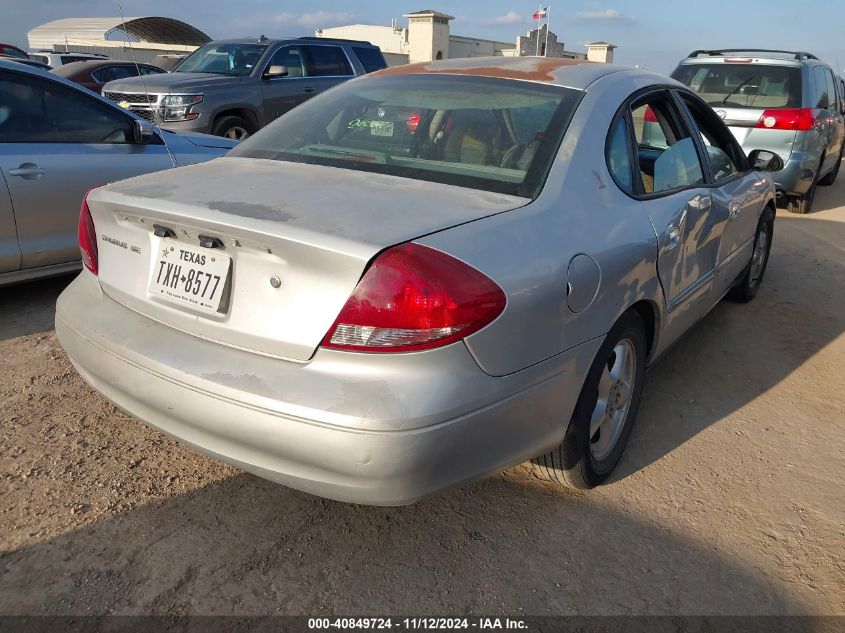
[532,7,548,20]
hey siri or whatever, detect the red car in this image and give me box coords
[0,42,28,59]
[52,59,165,92]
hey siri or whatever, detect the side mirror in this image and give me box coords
[748,149,784,173]
[133,118,155,144]
[264,65,288,78]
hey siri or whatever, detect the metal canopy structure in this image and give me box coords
[28,17,210,50]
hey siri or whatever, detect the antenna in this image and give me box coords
[114,0,178,168]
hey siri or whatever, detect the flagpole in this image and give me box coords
[544,6,550,56]
[535,4,541,56]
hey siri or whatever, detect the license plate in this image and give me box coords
[148,240,231,313]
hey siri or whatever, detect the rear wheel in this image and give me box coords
[530,310,647,489]
[818,151,842,186]
[212,115,255,141]
[787,160,822,214]
[727,206,774,303]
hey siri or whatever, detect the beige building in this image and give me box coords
[316,9,616,66]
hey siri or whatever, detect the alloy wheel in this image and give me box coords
[589,339,637,462]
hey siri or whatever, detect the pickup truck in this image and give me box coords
[102,37,387,140]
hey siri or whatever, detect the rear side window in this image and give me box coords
[1,45,26,59]
[607,116,633,192]
[305,45,352,76]
[92,65,137,83]
[673,63,801,109]
[30,55,48,65]
[812,67,831,108]
[824,69,838,111]
[61,56,97,65]
[352,46,387,73]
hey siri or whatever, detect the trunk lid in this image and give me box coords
[88,157,527,361]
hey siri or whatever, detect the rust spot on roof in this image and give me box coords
[372,57,592,83]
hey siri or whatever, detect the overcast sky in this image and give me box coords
[3,0,845,74]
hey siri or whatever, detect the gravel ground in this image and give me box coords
[1,178,844,616]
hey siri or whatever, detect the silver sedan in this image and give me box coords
[56,58,780,504]
[0,59,235,286]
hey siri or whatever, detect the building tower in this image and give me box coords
[403,10,454,63]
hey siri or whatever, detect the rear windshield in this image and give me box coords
[230,74,583,198]
[672,63,801,109]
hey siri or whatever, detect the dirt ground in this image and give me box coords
[1,177,844,617]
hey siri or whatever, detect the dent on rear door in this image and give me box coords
[0,169,21,273]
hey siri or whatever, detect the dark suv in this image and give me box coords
[102,37,386,140]
[672,49,845,213]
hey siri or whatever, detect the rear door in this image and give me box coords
[628,90,729,328]
[677,90,767,293]
[0,169,20,273]
[0,68,174,269]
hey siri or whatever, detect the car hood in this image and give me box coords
[103,72,246,94]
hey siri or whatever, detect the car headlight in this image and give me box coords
[161,94,203,122]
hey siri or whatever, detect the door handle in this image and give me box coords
[9,163,47,179]
[665,225,682,251]
[303,87,316,93]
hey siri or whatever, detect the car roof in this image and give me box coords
[204,37,377,47]
[371,56,665,90]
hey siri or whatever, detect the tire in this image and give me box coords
[212,115,255,141]
[818,151,842,186]
[530,310,647,489]
[727,206,774,303]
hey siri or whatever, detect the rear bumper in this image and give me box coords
[56,273,595,505]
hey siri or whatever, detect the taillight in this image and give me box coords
[322,243,506,353]
[643,106,659,123]
[78,190,98,275]
[755,108,816,131]
[406,112,421,132]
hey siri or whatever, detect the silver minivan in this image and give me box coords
[672,49,845,213]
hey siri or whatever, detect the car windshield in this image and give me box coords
[230,75,583,197]
[672,63,802,109]
[174,42,267,76]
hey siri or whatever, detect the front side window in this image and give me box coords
[0,72,134,143]
[679,93,743,181]
[673,63,801,109]
[176,42,267,76]
[231,75,583,198]
[305,45,352,77]
[631,94,704,194]
[267,46,307,78]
